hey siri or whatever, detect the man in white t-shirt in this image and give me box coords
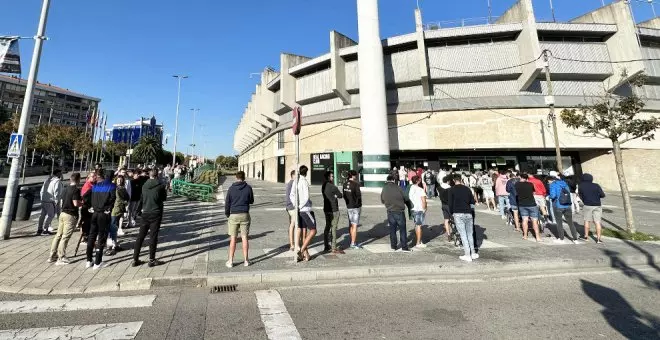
[408,175,428,249]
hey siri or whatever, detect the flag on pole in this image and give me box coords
[0,37,21,74]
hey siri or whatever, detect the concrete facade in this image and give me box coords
[234,0,660,191]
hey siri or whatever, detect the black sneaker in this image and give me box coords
[36,230,43,236]
[104,248,116,256]
[148,259,163,267]
[132,260,144,267]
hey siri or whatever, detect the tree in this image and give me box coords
[33,124,69,174]
[560,74,660,234]
[132,135,163,164]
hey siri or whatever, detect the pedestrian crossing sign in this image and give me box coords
[7,133,23,159]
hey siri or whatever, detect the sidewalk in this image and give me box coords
[0,180,659,295]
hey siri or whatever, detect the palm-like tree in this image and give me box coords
[132,136,163,164]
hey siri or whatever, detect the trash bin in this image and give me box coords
[13,186,37,221]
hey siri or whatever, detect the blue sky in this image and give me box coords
[1,0,656,158]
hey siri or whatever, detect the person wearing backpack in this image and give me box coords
[548,172,579,243]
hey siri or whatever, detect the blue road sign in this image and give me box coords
[7,133,23,159]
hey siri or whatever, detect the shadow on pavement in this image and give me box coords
[581,280,660,339]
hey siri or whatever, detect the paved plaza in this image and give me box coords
[0,177,659,294]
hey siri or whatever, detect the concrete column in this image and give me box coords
[280,53,311,110]
[496,0,542,90]
[415,9,431,97]
[357,0,390,188]
[331,31,356,105]
[571,1,645,91]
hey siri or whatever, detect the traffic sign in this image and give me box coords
[7,133,23,159]
[292,106,302,136]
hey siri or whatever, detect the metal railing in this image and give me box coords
[171,179,215,202]
[424,16,499,30]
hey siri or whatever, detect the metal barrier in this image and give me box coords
[171,179,215,202]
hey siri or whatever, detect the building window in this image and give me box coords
[277,131,284,150]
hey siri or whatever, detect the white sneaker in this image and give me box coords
[459,255,473,262]
[416,243,427,248]
[471,253,480,260]
[93,262,105,270]
[225,260,233,268]
[553,238,563,243]
[573,240,582,244]
[85,261,93,268]
[244,261,250,267]
[48,227,55,232]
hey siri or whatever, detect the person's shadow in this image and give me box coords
[581,280,660,339]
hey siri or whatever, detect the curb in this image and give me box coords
[2,249,657,296]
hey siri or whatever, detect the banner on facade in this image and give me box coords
[0,37,21,74]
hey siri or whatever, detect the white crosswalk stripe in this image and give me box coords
[0,295,155,339]
[255,290,302,340]
[0,322,143,340]
[0,295,156,314]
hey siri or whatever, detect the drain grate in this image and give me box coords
[211,284,238,293]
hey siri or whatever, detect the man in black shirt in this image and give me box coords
[322,171,343,254]
[514,174,542,242]
[47,173,82,265]
[343,170,362,249]
[437,175,453,242]
[381,174,412,251]
[448,174,477,262]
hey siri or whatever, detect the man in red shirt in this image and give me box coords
[528,175,549,219]
[79,171,97,242]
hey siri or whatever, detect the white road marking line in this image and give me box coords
[0,322,143,340]
[361,243,395,253]
[479,240,508,248]
[0,295,156,314]
[255,290,302,340]
[642,209,660,214]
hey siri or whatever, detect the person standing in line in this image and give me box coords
[322,171,344,254]
[85,171,116,270]
[528,174,550,221]
[343,170,363,249]
[438,175,453,242]
[291,165,317,261]
[423,169,436,200]
[79,172,97,244]
[506,172,521,232]
[495,170,510,220]
[578,174,606,244]
[468,171,480,205]
[381,174,412,252]
[407,168,416,186]
[398,166,407,189]
[38,169,63,235]
[448,174,477,262]
[285,170,297,252]
[515,174,542,242]
[128,170,146,227]
[106,175,129,256]
[47,173,82,265]
[548,173,580,244]
[479,172,496,211]
[566,174,581,214]
[409,175,428,249]
[133,169,168,267]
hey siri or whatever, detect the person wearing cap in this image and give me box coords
[548,172,580,244]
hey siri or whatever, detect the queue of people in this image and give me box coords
[42,164,168,270]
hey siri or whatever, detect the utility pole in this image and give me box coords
[0,0,51,240]
[542,50,563,173]
[190,108,199,160]
[172,75,187,166]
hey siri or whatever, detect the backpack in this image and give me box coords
[424,172,434,185]
[559,186,572,205]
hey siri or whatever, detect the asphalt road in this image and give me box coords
[1,266,658,339]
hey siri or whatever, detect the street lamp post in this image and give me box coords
[172,75,188,167]
[190,108,199,160]
[0,0,51,240]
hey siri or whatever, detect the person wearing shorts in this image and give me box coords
[224,171,254,268]
[290,166,317,261]
[515,174,542,242]
[506,172,521,231]
[409,175,428,249]
[578,174,606,243]
[343,170,363,249]
[437,175,453,242]
[285,170,297,251]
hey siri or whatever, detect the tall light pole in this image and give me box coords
[172,75,188,166]
[190,108,199,160]
[0,0,51,240]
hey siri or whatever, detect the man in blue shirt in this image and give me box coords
[224,171,254,268]
[548,172,579,243]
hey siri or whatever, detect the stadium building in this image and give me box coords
[233,0,660,191]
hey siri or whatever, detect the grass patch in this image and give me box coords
[601,228,660,241]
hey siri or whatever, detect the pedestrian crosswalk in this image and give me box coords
[0,295,155,340]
